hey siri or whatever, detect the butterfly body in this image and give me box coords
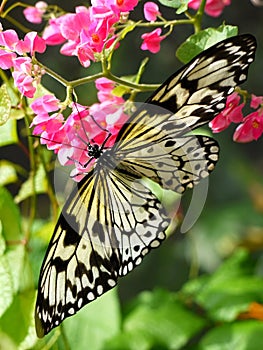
[35,34,257,337]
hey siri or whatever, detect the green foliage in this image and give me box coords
[157,0,188,13]
[176,25,239,63]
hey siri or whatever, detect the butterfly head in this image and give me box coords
[87,143,102,159]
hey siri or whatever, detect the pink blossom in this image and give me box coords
[42,17,67,45]
[31,112,65,151]
[233,110,263,142]
[76,44,95,67]
[95,77,123,103]
[23,1,48,24]
[0,49,16,69]
[144,2,161,22]
[0,29,19,50]
[141,28,165,53]
[12,57,44,98]
[106,0,139,13]
[31,95,60,114]
[12,71,36,98]
[251,94,263,109]
[188,0,231,17]
[60,13,85,42]
[209,92,244,133]
[16,32,46,55]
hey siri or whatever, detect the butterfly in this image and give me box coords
[35,34,257,337]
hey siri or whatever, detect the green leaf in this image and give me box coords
[0,254,14,317]
[0,161,17,186]
[15,165,48,203]
[0,223,5,256]
[0,331,17,350]
[112,74,138,97]
[5,245,26,293]
[183,250,263,322]
[0,289,37,348]
[62,289,121,350]
[0,118,18,146]
[0,244,27,317]
[157,0,187,9]
[108,289,206,350]
[176,1,188,14]
[176,25,239,63]
[0,84,12,125]
[112,85,131,97]
[0,187,22,241]
[119,22,137,41]
[199,320,263,350]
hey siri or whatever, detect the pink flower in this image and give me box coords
[106,0,139,13]
[12,57,44,98]
[0,49,16,69]
[76,44,95,68]
[12,71,36,98]
[188,0,231,17]
[95,77,123,103]
[141,28,165,53]
[42,17,67,45]
[144,2,161,22]
[251,94,263,109]
[209,92,244,133]
[233,110,263,142]
[31,112,65,151]
[31,95,60,115]
[23,1,48,24]
[89,100,128,146]
[16,32,46,55]
[0,29,19,50]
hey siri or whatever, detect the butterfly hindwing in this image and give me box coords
[117,134,219,193]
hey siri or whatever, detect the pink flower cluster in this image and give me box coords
[188,0,231,17]
[31,1,139,67]
[141,2,165,53]
[23,1,166,63]
[30,78,128,180]
[0,29,46,97]
[209,93,263,142]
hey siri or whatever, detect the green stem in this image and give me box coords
[0,1,28,17]
[4,14,32,33]
[37,61,69,87]
[193,0,207,33]
[38,59,160,95]
[38,146,59,221]
[117,18,194,29]
[23,113,37,242]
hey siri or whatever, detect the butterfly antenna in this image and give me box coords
[72,94,91,146]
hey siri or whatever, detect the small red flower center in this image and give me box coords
[252,120,259,129]
[92,33,100,43]
[117,0,124,6]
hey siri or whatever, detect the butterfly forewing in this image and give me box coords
[36,34,257,337]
